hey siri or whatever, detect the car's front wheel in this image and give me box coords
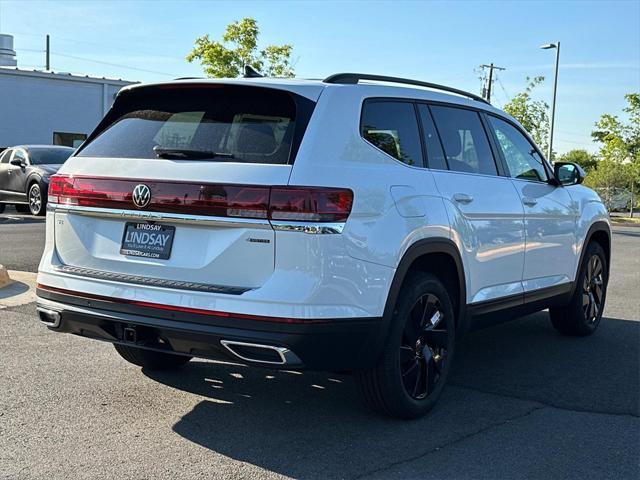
[355,273,455,419]
[113,344,192,370]
[28,183,45,216]
[549,242,608,336]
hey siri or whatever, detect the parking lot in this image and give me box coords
[0,210,638,479]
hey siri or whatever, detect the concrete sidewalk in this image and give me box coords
[0,268,37,309]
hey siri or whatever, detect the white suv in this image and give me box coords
[36,73,611,418]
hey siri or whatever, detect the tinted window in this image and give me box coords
[29,148,74,165]
[13,150,26,163]
[417,105,447,170]
[78,86,308,165]
[488,116,548,182]
[0,149,11,164]
[430,106,497,176]
[361,101,423,167]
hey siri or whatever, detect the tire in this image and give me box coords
[113,344,192,370]
[0,203,5,214]
[355,273,456,419]
[549,242,608,336]
[14,204,30,213]
[28,183,45,216]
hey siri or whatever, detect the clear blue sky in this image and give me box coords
[1,0,639,154]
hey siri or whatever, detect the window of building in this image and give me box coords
[361,100,423,167]
[53,132,87,148]
[430,106,497,176]
[488,116,548,182]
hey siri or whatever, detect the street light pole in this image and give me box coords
[541,42,560,161]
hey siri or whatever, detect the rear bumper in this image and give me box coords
[36,287,384,371]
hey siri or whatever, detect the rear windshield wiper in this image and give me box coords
[153,147,235,160]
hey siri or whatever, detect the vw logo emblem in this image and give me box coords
[132,184,151,208]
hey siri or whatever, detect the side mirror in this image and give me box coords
[554,162,585,186]
[10,158,25,168]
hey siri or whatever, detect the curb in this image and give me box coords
[611,220,640,228]
[0,265,12,288]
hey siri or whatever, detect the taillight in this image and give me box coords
[269,187,353,222]
[48,175,353,223]
[48,174,76,205]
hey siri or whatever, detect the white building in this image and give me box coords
[0,34,136,149]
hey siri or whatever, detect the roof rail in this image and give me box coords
[323,73,490,105]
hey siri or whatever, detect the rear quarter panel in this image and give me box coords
[288,86,452,301]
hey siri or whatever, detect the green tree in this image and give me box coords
[589,93,640,216]
[558,149,597,172]
[187,18,294,78]
[503,76,550,157]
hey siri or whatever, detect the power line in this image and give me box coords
[51,52,179,77]
[11,31,184,61]
[496,77,511,102]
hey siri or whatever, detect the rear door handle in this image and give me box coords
[522,197,538,207]
[453,193,474,204]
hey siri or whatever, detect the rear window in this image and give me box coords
[77,85,314,165]
[29,148,74,165]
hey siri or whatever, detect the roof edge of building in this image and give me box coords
[0,66,137,85]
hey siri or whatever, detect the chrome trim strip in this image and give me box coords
[53,264,252,295]
[220,340,302,366]
[49,204,345,234]
[50,204,272,229]
[270,221,345,234]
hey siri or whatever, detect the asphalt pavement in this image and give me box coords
[0,206,46,272]
[0,212,638,479]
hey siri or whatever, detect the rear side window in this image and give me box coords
[430,106,497,176]
[0,149,11,163]
[78,85,313,165]
[488,116,548,182]
[361,101,423,167]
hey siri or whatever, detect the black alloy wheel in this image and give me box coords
[582,254,604,323]
[355,273,455,419]
[400,293,449,400]
[550,242,608,336]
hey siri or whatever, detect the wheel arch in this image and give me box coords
[375,238,468,356]
[571,220,611,297]
[26,173,44,193]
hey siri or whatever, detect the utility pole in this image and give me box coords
[45,34,50,70]
[480,63,505,102]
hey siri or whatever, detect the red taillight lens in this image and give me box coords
[48,174,76,205]
[48,175,353,223]
[269,187,353,222]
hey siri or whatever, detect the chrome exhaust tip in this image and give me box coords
[220,340,302,366]
[36,307,61,328]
